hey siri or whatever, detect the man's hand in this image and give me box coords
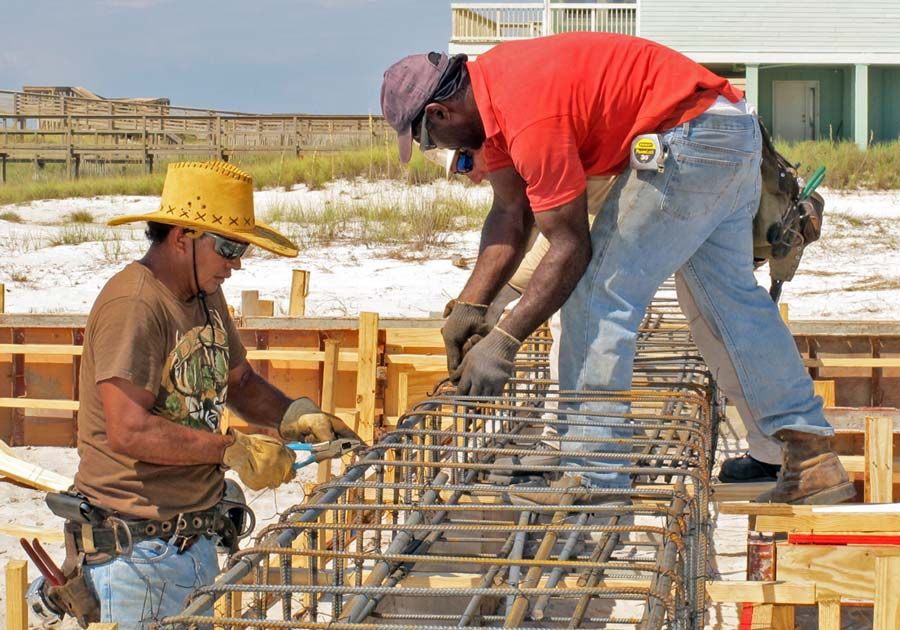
[279,397,361,443]
[441,300,492,373]
[452,327,522,397]
[222,431,296,490]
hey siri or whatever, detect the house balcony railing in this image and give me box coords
[451,2,639,44]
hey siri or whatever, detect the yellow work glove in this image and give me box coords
[278,397,362,444]
[222,430,296,491]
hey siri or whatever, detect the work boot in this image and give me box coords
[755,429,856,505]
[504,474,630,507]
[485,442,560,485]
[718,454,780,483]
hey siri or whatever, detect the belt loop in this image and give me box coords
[682,120,691,137]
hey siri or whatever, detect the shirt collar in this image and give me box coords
[466,60,500,140]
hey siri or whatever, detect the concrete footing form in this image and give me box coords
[164,285,722,629]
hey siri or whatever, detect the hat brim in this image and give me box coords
[108,212,299,257]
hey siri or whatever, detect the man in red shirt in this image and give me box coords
[380,33,851,505]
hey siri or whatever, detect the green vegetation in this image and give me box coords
[0,147,445,206]
[0,211,23,223]
[775,140,900,190]
[267,188,490,250]
[66,210,95,223]
[49,225,115,247]
[0,141,896,211]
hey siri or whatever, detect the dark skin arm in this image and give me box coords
[490,181,592,343]
[101,359,292,466]
[457,166,534,306]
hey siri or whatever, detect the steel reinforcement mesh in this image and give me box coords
[164,288,721,629]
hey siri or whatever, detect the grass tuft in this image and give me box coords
[0,211,24,223]
[49,225,114,247]
[66,210,95,223]
[775,140,900,190]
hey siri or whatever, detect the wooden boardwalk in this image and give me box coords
[0,89,392,179]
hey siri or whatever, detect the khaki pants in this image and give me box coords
[507,176,780,465]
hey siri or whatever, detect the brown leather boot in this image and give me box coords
[755,429,856,505]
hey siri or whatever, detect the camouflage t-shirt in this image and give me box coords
[74,262,246,520]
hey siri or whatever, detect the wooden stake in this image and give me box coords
[874,556,900,630]
[0,283,5,314]
[241,290,259,318]
[87,625,118,630]
[318,339,340,484]
[865,416,894,503]
[257,299,275,317]
[5,560,28,630]
[354,312,379,444]
[289,270,310,317]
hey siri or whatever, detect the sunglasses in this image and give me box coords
[205,232,250,260]
[453,150,475,174]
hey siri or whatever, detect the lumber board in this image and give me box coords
[0,524,64,543]
[720,503,900,533]
[705,580,816,605]
[0,397,79,411]
[777,543,900,600]
[817,595,842,630]
[289,270,310,317]
[874,556,900,630]
[867,416,895,503]
[354,312,379,444]
[711,481,775,502]
[0,444,72,492]
[803,358,900,368]
[385,353,447,371]
[0,343,82,356]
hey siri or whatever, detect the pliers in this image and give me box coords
[288,438,362,469]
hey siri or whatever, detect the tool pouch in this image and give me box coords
[45,561,100,628]
[753,119,825,287]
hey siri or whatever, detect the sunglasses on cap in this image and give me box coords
[186,229,250,260]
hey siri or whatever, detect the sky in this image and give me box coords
[0,0,451,114]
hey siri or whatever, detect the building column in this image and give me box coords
[745,64,760,111]
[854,64,869,149]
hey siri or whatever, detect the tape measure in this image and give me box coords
[630,134,667,173]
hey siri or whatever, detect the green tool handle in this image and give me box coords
[800,165,826,201]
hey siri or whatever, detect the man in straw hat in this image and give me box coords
[54,161,359,627]
[380,33,852,506]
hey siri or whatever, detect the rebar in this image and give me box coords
[164,283,720,629]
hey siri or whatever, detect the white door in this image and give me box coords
[773,80,819,141]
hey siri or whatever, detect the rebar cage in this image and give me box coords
[164,288,721,630]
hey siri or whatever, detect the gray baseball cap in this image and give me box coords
[380,52,451,163]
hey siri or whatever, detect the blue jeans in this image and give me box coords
[558,111,832,488]
[84,536,219,628]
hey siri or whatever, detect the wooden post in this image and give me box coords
[1,153,6,184]
[318,339,340,484]
[0,283,5,313]
[865,416,894,503]
[874,556,900,630]
[817,595,841,630]
[355,312,379,444]
[87,625,119,630]
[5,559,28,630]
[241,290,259,318]
[257,299,275,317]
[289,270,310,317]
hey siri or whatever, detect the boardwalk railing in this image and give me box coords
[0,112,393,179]
[451,2,638,43]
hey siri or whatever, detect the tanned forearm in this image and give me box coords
[458,197,532,305]
[112,413,234,466]
[499,193,592,342]
[226,361,292,429]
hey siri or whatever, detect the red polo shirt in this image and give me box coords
[467,33,743,211]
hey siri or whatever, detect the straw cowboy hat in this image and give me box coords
[109,160,298,257]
